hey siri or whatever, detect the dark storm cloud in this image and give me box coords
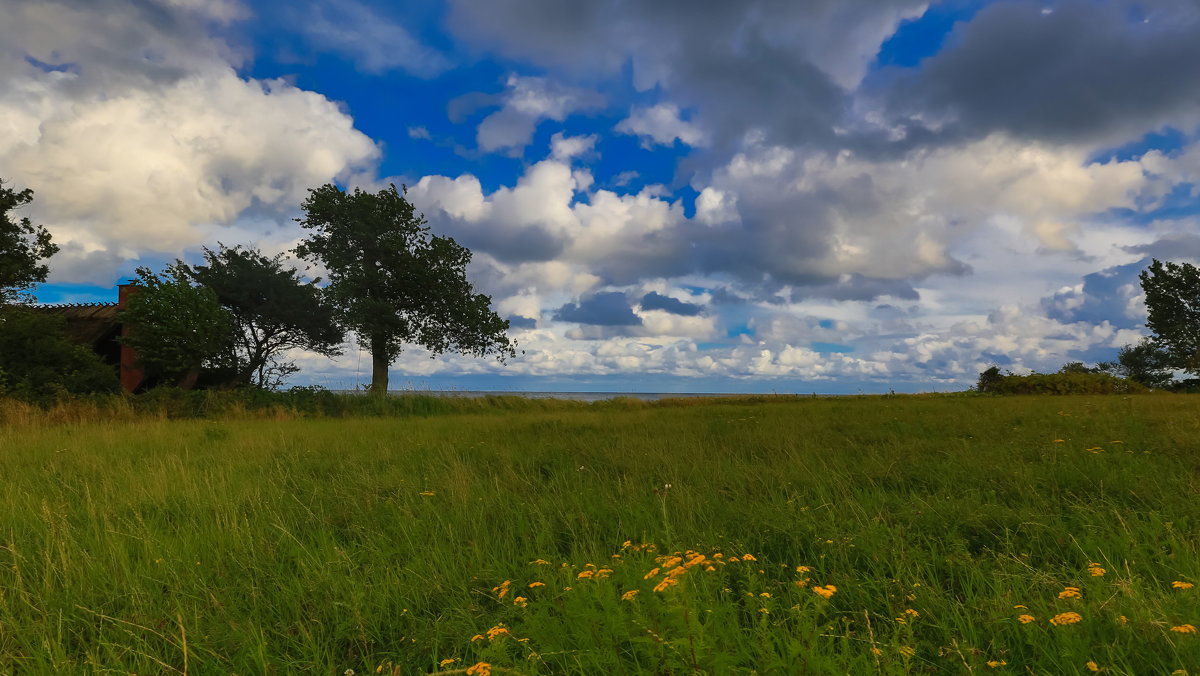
[883,0,1200,145]
[445,0,927,149]
[2,0,240,90]
[506,315,537,329]
[1123,233,1200,261]
[640,291,704,316]
[554,292,642,326]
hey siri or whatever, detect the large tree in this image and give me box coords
[186,244,344,389]
[295,183,515,393]
[1139,259,1200,375]
[119,263,233,389]
[0,179,58,304]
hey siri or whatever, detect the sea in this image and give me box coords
[328,390,798,403]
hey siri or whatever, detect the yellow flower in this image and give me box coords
[1170,624,1197,634]
[758,608,769,614]
[1086,661,1100,672]
[1171,671,1188,675]
[796,565,812,573]
[439,658,456,667]
[486,625,510,640]
[653,577,679,592]
[742,553,757,562]
[813,585,836,599]
[871,648,883,656]
[1053,439,1065,442]
[643,567,660,579]
[1173,581,1195,590]
[1018,614,1036,624]
[905,609,919,618]
[759,592,771,598]
[1059,587,1082,599]
[1013,605,1027,609]
[621,589,639,601]
[987,660,1007,668]
[529,559,550,565]
[1089,566,1106,577]
[898,646,915,658]
[419,491,435,496]
[576,570,594,580]
[795,578,810,587]
[1050,612,1083,626]
[465,663,491,676]
[528,582,545,588]
[470,634,485,642]
[513,596,528,608]
[595,568,613,579]
[1118,615,1127,624]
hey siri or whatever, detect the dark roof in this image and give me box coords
[31,302,120,344]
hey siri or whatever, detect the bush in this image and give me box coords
[975,369,1147,395]
[0,306,120,402]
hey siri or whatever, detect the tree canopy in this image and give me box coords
[1139,258,1200,376]
[186,245,344,389]
[295,183,515,393]
[0,180,58,304]
[119,264,233,389]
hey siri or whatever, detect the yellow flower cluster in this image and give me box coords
[1018,614,1036,624]
[492,580,511,599]
[1171,624,1197,634]
[1058,586,1082,599]
[512,596,527,608]
[1088,562,1106,577]
[621,589,639,601]
[1050,612,1083,626]
[813,585,836,599]
[465,662,491,676]
[987,660,1007,668]
[1173,581,1195,590]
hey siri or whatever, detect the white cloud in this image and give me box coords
[476,75,604,153]
[0,1,380,284]
[615,103,708,147]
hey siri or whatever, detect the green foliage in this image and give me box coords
[975,367,1147,395]
[1097,338,1175,389]
[0,179,58,304]
[1,395,1199,673]
[976,365,1004,392]
[185,244,344,389]
[1139,258,1200,375]
[295,183,515,393]
[0,306,120,401]
[119,263,233,387]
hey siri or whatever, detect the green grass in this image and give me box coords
[1,393,1198,674]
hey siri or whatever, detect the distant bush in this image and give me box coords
[976,369,1147,395]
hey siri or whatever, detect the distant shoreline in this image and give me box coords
[326,390,837,402]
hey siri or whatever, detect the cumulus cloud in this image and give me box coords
[882,0,1200,147]
[616,103,707,148]
[475,75,604,154]
[0,0,380,284]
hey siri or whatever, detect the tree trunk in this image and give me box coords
[370,335,390,395]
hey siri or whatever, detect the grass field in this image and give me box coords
[1,393,1198,674]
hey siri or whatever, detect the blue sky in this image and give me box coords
[3,0,1200,392]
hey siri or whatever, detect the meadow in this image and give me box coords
[0,393,1198,675]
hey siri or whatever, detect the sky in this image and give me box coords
[3,0,1200,393]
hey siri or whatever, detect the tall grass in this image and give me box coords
[1,394,1198,674]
